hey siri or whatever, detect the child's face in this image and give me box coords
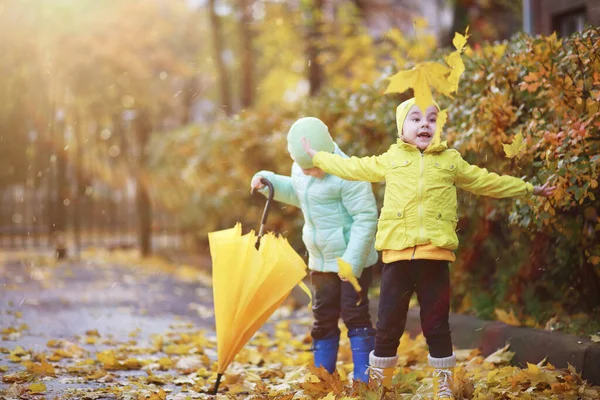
[302,167,326,179]
[401,105,439,150]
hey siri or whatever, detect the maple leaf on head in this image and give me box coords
[385,62,453,113]
[503,132,526,159]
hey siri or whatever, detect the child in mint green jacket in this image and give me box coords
[250,117,378,382]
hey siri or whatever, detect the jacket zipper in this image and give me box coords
[304,178,324,270]
[417,152,426,251]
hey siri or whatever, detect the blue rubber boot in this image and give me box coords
[313,335,339,373]
[348,327,376,382]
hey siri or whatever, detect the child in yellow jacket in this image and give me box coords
[301,97,555,399]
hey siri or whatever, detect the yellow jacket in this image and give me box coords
[313,139,533,252]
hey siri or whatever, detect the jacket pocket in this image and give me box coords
[432,161,456,185]
[435,211,458,248]
[387,159,412,171]
[375,209,407,249]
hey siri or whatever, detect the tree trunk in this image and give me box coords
[135,109,152,257]
[444,0,470,47]
[54,109,68,259]
[181,76,198,125]
[304,0,324,97]
[351,0,366,20]
[73,112,82,259]
[209,0,233,115]
[239,0,255,109]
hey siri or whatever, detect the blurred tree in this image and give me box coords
[303,0,325,96]
[239,0,256,109]
[209,0,233,115]
[135,108,152,257]
[0,3,49,188]
[252,2,305,107]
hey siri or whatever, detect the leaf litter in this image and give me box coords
[0,250,599,399]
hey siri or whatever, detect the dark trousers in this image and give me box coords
[310,268,374,340]
[375,259,452,358]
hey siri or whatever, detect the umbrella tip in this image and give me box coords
[212,373,224,395]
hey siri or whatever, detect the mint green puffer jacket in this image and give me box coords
[253,145,378,277]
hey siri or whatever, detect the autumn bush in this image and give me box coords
[445,28,600,325]
[149,27,600,328]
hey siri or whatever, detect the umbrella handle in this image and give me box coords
[251,178,274,244]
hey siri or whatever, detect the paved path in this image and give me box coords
[0,251,310,399]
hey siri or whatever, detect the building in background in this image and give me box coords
[524,0,600,36]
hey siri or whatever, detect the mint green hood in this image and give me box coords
[287,117,334,169]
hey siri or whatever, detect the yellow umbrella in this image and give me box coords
[208,225,307,393]
[208,179,309,393]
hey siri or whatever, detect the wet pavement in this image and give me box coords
[0,250,312,399]
[0,251,219,398]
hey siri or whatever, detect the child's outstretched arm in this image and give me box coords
[251,171,300,208]
[301,137,386,182]
[339,180,378,278]
[454,153,556,198]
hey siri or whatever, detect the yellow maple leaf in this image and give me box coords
[85,329,101,337]
[86,336,97,345]
[385,28,408,49]
[452,27,470,53]
[319,392,336,400]
[503,132,526,159]
[336,258,361,294]
[527,362,540,374]
[495,308,521,326]
[298,281,313,310]
[123,358,143,370]
[591,334,600,343]
[163,344,193,355]
[23,358,55,376]
[432,109,448,145]
[86,369,107,380]
[28,382,46,394]
[483,343,515,365]
[97,350,119,370]
[445,51,465,92]
[146,389,167,400]
[413,17,428,29]
[157,357,173,370]
[385,62,453,113]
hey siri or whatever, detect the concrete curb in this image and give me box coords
[289,286,600,386]
[380,305,600,386]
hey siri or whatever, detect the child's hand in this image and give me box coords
[251,175,265,190]
[533,181,557,197]
[338,273,348,282]
[301,137,317,158]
